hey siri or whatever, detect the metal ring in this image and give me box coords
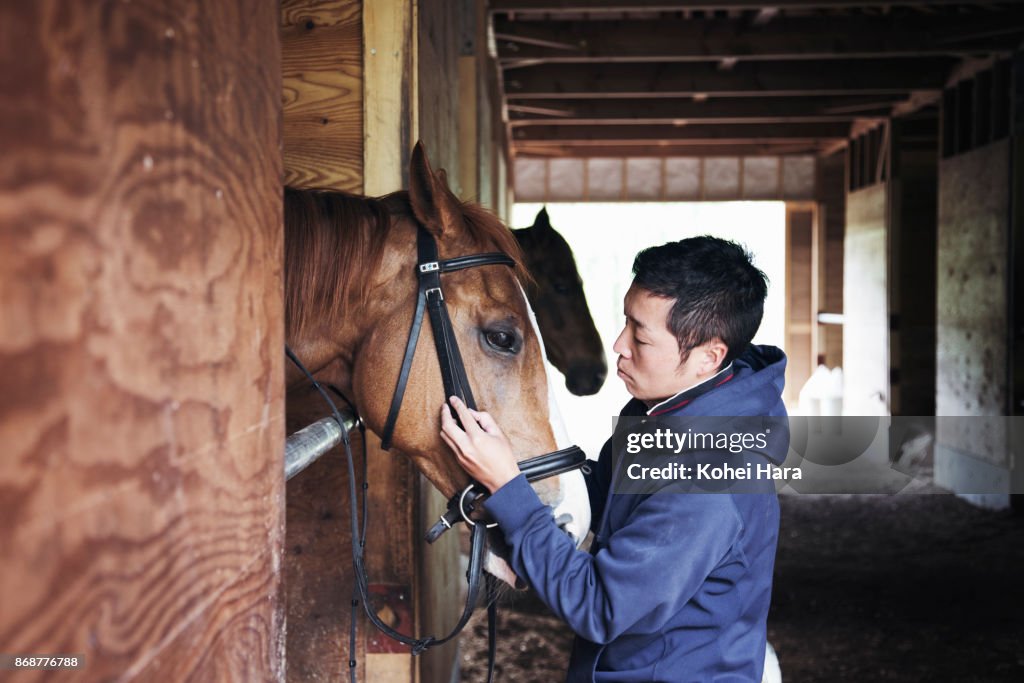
[459,484,498,528]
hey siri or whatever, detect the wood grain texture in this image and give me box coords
[282,0,363,192]
[363,0,417,194]
[0,1,284,680]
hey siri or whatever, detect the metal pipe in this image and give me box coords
[285,413,359,480]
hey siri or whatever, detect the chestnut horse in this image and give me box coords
[284,143,589,585]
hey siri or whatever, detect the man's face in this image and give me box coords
[612,284,717,405]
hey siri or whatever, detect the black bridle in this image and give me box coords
[287,223,586,682]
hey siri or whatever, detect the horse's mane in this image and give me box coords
[284,187,528,342]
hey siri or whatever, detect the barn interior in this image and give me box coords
[1,1,1023,682]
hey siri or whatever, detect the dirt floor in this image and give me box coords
[460,493,1024,682]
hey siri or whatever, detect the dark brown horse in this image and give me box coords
[514,208,607,396]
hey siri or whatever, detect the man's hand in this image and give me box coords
[439,396,521,494]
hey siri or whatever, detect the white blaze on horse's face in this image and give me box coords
[483,287,593,588]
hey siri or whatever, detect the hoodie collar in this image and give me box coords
[646,362,735,416]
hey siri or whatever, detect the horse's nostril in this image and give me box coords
[566,364,607,396]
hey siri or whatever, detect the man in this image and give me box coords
[440,236,787,682]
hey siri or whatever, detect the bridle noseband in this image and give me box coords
[287,223,586,683]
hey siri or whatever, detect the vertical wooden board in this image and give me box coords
[417,0,461,191]
[815,151,846,369]
[416,480,461,683]
[281,0,363,192]
[458,55,479,201]
[363,0,417,194]
[0,0,284,680]
[844,185,890,415]
[785,207,815,407]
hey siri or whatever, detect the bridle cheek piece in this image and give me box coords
[287,223,585,683]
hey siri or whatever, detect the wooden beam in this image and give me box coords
[491,0,1003,12]
[513,141,831,157]
[511,122,851,141]
[507,95,898,125]
[504,59,956,98]
[495,14,1024,63]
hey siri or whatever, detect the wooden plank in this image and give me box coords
[508,95,898,125]
[511,122,850,142]
[0,1,284,680]
[785,205,816,406]
[363,3,419,682]
[418,0,462,195]
[282,1,363,191]
[495,13,1024,63]
[459,55,479,200]
[364,0,418,193]
[503,59,956,99]
[514,142,832,157]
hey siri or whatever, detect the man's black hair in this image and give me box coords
[631,236,768,366]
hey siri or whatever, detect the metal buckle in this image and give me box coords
[419,261,440,273]
[425,286,443,302]
[459,485,498,528]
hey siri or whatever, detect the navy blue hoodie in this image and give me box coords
[486,345,788,682]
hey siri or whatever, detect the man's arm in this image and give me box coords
[486,474,744,644]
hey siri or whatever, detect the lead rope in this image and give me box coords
[285,347,499,683]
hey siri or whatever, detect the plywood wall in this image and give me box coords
[935,141,1011,506]
[0,1,284,679]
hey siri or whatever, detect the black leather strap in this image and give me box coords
[519,446,587,483]
[442,252,514,273]
[380,276,428,450]
[424,446,588,543]
[382,228,512,449]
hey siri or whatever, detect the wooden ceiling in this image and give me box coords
[489,0,1024,157]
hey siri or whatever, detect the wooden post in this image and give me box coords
[0,1,284,679]
[363,2,419,682]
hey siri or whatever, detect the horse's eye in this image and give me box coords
[483,329,520,354]
[553,282,573,295]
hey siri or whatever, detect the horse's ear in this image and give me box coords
[409,141,463,238]
[534,207,552,231]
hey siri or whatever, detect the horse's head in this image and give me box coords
[514,208,607,396]
[284,143,589,587]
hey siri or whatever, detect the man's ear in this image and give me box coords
[700,339,729,375]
